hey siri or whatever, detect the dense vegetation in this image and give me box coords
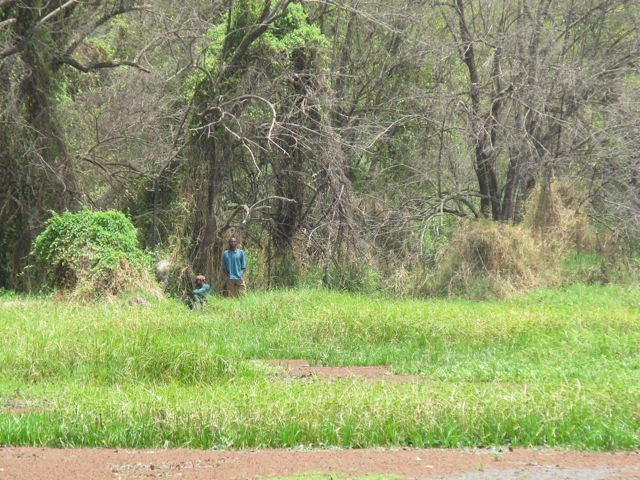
[1,0,639,295]
[1,286,639,449]
[30,210,153,297]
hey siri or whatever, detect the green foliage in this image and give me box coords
[182,2,327,100]
[561,253,608,284]
[559,251,635,286]
[420,215,458,266]
[267,258,381,293]
[272,257,302,288]
[0,288,16,299]
[31,210,154,298]
[181,22,226,99]
[325,262,381,294]
[241,245,266,288]
[263,3,328,56]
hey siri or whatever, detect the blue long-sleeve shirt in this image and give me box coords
[192,283,211,300]
[222,249,246,280]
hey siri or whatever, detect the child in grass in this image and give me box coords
[186,274,211,309]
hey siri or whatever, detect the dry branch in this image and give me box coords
[59,55,151,73]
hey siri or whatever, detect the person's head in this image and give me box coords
[228,237,238,251]
[195,274,206,287]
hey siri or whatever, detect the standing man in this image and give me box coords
[222,237,247,297]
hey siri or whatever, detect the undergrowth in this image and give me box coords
[420,182,636,299]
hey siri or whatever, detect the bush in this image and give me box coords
[31,210,156,299]
[423,183,634,299]
[153,249,195,298]
[427,220,543,299]
[325,261,381,293]
[560,252,610,285]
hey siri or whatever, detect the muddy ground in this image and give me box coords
[2,446,640,479]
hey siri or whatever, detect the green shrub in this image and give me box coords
[31,210,156,299]
[560,253,607,284]
[272,257,302,288]
[0,288,16,299]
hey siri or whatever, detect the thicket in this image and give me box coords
[30,210,156,299]
[420,183,635,299]
[225,183,636,300]
[1,1,639,297]
[26,192,633,301]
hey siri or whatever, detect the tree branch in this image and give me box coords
[1,0,80,59]
[0,45,19,59]
[64,4,152,57]
[58,55,150,73]
[214,0,293,88]
[35,0,80,28]
[0,17,15,30]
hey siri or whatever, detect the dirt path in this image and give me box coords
[273,359,418,381]
[2,447,640,480]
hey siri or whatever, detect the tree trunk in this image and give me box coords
[456,0,500,219]
[0,40,80,288]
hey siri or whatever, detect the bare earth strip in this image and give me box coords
[2,447,640,480]
[269,360,419,381]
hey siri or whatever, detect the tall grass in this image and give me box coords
[2,379,639,450]
[1,285,639,449]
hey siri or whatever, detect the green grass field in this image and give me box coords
[1,285,639,450]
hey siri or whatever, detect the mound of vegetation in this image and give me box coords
[31,210,156,299]
[429,220,543,299]
[525,182,594,253]
[427,183,633,299]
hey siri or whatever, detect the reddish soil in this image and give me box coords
[0,398,30,415]
[2,447,640,479]
[274,360,418,381]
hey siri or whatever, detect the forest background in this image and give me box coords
[1,0,639,298]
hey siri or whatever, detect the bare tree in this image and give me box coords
[434,0,639,222]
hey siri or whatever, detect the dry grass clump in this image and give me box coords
[525,181,594,255]
[425,182,628,298]
[73,258,162,302]
[523,182,625,285]
[429,220,543,299]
